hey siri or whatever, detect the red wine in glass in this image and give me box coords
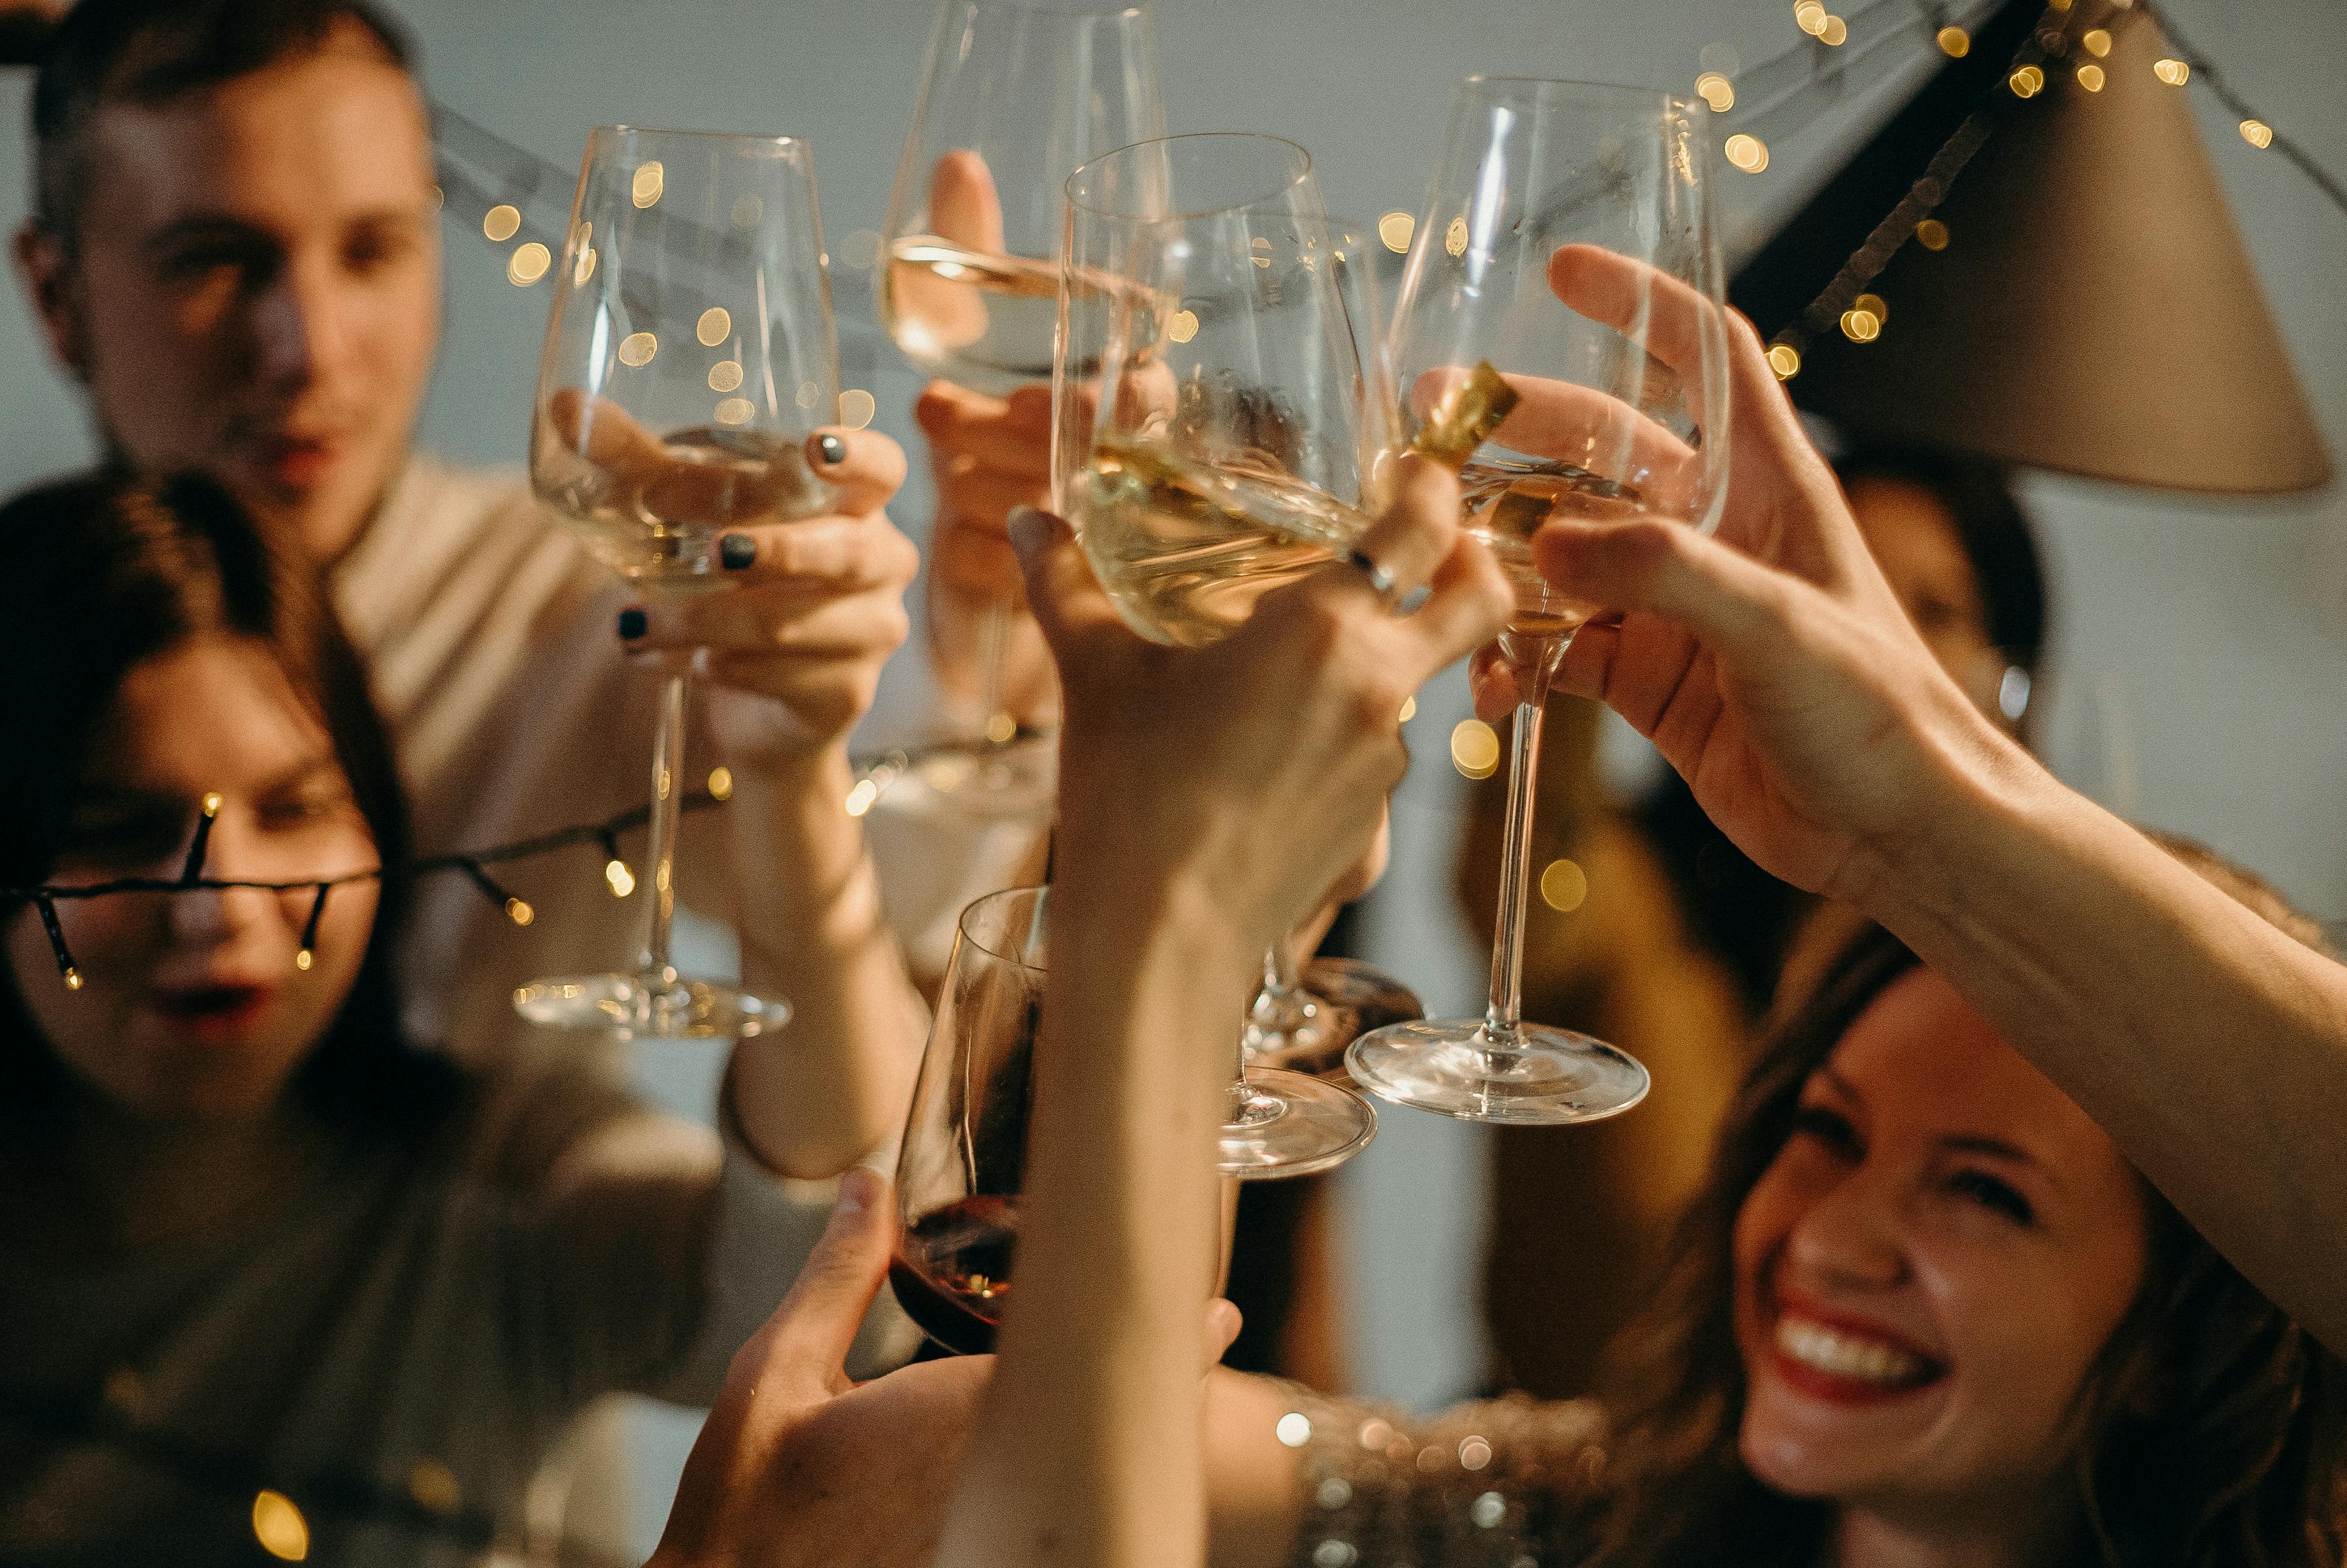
[889,1193,1020,1356]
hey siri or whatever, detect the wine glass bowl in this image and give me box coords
[1346,77,1731,1124]
[514,127,841,1041]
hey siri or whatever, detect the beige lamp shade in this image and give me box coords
[1731,0,2332,493]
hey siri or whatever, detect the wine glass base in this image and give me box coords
[1244,959,1425,1079]
[1218,1068,1378,1180]
[861,731,1057,826]
[1345,1019,1649,1126]
[512,972,790,1042]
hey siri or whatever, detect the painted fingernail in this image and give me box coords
[814,433,846,467]
[719,533,756,570]
[617,606,647,641]
[1007,505,1050,561]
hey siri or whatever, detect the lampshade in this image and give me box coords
[1731,0,2332,494]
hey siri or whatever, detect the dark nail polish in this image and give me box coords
[816,433,846,467]
[719,533,756,570]
[618,607,647,641]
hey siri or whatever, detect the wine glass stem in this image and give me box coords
[1484,641,1562,1041]
[976,593,1011,741]
[637,669,689,984]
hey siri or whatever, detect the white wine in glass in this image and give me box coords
[514,126,842,1041]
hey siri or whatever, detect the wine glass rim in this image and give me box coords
[950,0,1147,16]
[957,884,1050,973]
[592,124,816,151]
[1063,131,1313,222]
[1457,73,1699,112]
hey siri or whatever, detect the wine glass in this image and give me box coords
[513,127,840,1040]
[1346,78,1733,1123]
[891,884,1048,1354]
[1054,132,1390,1176]
[870,0,1162,820]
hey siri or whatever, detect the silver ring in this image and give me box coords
[1346,548,1398,602]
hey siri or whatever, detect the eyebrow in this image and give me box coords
[1815,1067,2064,1192]
[74,753,343,807]
[141,205,426,254]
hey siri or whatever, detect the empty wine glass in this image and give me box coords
[514,127,839,1040]
[1056,132,1393,1176]
[871,0,1162,818]
[1347,78,1733,1123]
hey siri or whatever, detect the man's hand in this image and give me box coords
[1470,245,2027,907]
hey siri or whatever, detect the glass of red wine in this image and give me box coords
[890,883,1048,1354]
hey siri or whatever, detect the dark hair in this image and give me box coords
[29,0,418,253]
[1833,441,2048,675]
[1588,844,2346,1567]
[0,468,453,1131]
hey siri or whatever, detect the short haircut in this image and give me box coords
[29,0,419,254]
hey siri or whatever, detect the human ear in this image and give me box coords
[14,221,92,384]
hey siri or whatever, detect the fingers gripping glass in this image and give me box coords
[514,127,841,1040]
[873,0,1161,812]
[1054,133,1403,1176]
[1346,78,1734,1124]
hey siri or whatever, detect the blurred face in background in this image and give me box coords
[1845,476,2015,727]
[4,635,380,1122]
[15,29,442,561]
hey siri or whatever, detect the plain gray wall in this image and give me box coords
[4,0,2343,1542]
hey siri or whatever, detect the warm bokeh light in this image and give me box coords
[1794,1,1828,35]
[839,389,878,429]
[1539,858,1590,912]
[1840,308,1882,342]
[1378,211,1416,252]
[2082,27,2112,57]
[1444,216,1471,256]
[295,948,314,972]
[2154,57,2190,86]
[1915,217,1951,250]
[203,791,224,818]
[1399,694,1418,724]
[252,1492,308,1561]
[482,204,520,243]
[574,246,597,287]
[1450,719,1501,780]
[505,897,534,927]
[2010,65,2046,97]
[844,778,879,818]
[1852,292,1888,323]
[618,331,657,368]
[507,242,551,286]
[1767,342,1802,379]
[2076,63,2106,92]
[1276,1412,1312,1448]
[1937,25,1970,56]
[408,1460,462,1515]
[1819,14,1848,46]
[714,397,756,427]
[1168,309,1199,344]
[605,859,636,897]
[697,307,733,346]
[2240,119,2274,149]
[1724,133,1771,173]
[708,359,744,393]
[63,967,82,990]
[632,161,665,209]
[1695,72,1735,111]
[708,767,735,801]
[986,712,1020,745]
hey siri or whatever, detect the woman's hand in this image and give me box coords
[915,380,1060,727]
[1021,452,1513,959]
[620,425,921,765]
[1469,246,2029,906]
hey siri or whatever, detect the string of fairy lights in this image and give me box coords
[3,775,735,992]
[1680,0,2347,380]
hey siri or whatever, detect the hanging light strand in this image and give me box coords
[2137,1,2347,216]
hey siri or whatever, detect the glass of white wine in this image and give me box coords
[1054,131,1393,1176]
[1346,77,1733,1123]
[872,0,1161,820]
[514,127,841,1040]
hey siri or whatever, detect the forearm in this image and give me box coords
[1860,763,2347,1348]
[727,747,926,1178]
[937,870,1254,1568]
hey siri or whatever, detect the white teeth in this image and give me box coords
[1774,1314,1930,1386]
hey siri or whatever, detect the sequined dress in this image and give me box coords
[1275,1388,1610,1567]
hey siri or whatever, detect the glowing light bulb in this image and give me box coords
[482,205,521,242]
[1818,14,1848,46]
[605,859,636,897]
[507,242,550,285]
[1694,72,1735,111]
[202,792,224,817]
[844,779,879,818]
[1852,292,1888,324]
[1724,133,1771,173]
[505,897,535,927]
[2082,27,2112,56]
[2240,119,2274,149]
[1767,342,1802,380]
[1450,720,1500,780]
[2154,58,2189,86]
[295,949,314,972]
[618,331,657,367]
[1915,217,1951,250]
[2076,62,2106,91]
[1378,212,1416,252]
[2010,65,2046,97]
[252,1491,310,1561]
[697,307,733,346]
[1399,694,1418,724]
[63,967,82,991]
[707,766,735,801]
[1937,25,1970,56]
[1840,308,1882,342]
[1539,858,1590,912]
